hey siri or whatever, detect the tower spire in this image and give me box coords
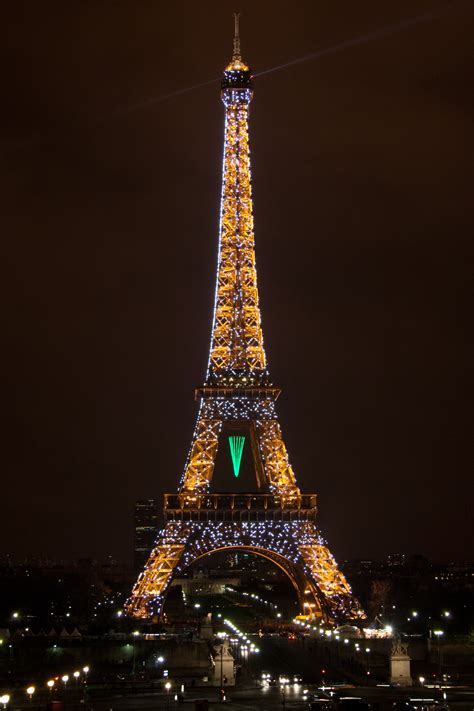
[233,11,241,61]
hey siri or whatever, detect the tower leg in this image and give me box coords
[299,540,365,622]
[126,522,189,619]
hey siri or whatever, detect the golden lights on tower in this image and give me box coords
[125,16,365,625]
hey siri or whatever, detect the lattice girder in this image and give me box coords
[208,100,267,382]
[126,521,363,622]
[127,542,185,619]
[180,415,222,495]
[179,396,300,499]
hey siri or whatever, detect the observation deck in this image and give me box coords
[164,493,317,523]
[195,385,281,400]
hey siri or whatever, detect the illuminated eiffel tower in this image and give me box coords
[126,16,364,624]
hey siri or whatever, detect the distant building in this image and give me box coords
[387,553,406,567]
[134,500,159,572]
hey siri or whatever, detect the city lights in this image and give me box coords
[224,618,259,654]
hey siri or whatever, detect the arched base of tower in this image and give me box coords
[126,521,365,624]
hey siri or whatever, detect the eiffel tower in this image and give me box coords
[126,15,364,624]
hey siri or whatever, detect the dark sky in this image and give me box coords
[2,1,473,565]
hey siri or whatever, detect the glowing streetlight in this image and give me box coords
[46,680,54,690]
[61,675,69,689]
[419,676,425,686]
[0,694,10,708]
[433,631,444,685]
[165,682,172,691]
[26,686,35,701]
[73,671,80,682]
[83,666,90,687]
[365,648,371,676]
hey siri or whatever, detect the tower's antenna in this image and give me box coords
[233,11,241,61]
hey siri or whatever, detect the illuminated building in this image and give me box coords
[126,15,364,623]
[133,500,159,572]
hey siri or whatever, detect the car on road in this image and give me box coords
[308,699,333,711]
[334,697,371,711]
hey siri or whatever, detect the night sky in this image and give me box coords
[2,1,473,565]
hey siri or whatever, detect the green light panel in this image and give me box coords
[228,435,245,478]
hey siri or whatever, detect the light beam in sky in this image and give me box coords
[1,2,468,153]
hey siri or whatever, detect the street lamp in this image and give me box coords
[433,631,444,686]
[61,674,69,692]
[220,642,224,692]
[132,629,140,675]
[165,681,172,711]
[26,686,35,702]
[0,695,10,709]
[46,680,54,691]
[73,671,80,684]
[419,676,425,687]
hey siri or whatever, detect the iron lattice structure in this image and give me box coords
[126,17,365,624]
